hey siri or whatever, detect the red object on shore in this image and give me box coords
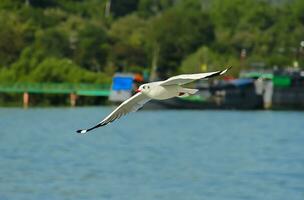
[223,75,235,81]
[134,73,143,82]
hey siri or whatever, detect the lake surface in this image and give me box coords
[0,107,303,200]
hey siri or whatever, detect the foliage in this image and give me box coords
[0,11,27,67]
[111,0,139,17]
[0,0,303,87]
[109,14,149,70]
[138,0,176,17]
[150,6,215,75]
[29,58,110,83]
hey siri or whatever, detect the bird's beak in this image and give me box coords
[135,89,141,93]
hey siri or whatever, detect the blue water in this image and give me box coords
[0,107,303,200]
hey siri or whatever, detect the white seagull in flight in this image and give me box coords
[77,67,231,134]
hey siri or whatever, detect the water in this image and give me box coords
[0,107,303,200]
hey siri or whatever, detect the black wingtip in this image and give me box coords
[76,123,104,134]
[76,129,87,134]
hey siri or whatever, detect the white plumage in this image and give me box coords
[77,67,231,134]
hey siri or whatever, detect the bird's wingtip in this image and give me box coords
[76,129,87,134]
[220,66,232,75]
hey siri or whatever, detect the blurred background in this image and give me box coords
[0,0,304,107]
[0,0,303,200]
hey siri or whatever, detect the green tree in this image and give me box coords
[30,58,110,83]
[35,28,71,58]
[26,0,57,8]
[74,23,109,72]
[292,0,304,24]
[150,7,215,75]
[138,0,176,17]
[109,14,149,70]
[111,0,139,17]
[0,11,27,67]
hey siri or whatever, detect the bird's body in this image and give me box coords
[143,84,179,100]
[77,67,231,134]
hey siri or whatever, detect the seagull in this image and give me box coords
[76,67,231,134]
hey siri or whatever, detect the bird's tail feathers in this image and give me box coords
[178,93,190,98]
[180,88,198,95]
[178,88,198,98]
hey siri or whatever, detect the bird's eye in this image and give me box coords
[143,86,146,89]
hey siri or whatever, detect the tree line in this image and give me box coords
[0,0,303,85]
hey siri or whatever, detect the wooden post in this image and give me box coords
[263,81,273,109]
[23,92,29,108]
[70,93,77,107]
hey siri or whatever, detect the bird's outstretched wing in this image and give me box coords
[76,92,150,134]
[160,67,231,86]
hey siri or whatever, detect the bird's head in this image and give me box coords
[136,84,152,94]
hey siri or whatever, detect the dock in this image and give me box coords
[0,83,111,107]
